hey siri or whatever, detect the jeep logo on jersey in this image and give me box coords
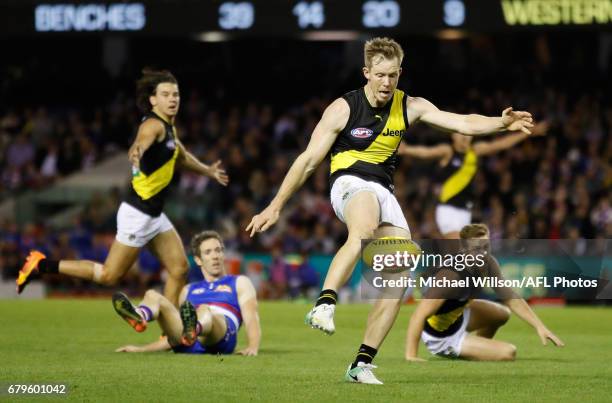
[382,128,405,137]
[192,288,205,295]
[350,128,373,138]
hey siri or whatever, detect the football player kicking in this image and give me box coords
[114,231,261,356]
[405,224,564,362]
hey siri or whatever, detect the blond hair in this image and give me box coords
[364,37,404,68]
[460,223,490,239]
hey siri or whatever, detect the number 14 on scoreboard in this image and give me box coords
[293,1,325,29]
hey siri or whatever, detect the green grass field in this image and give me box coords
[1,300,611,402]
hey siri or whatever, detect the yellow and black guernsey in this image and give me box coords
[423,255,512,338]
[438,149,478,209]
[425,298,470,337]
[125,112,179,217]
[423,266,473,337]
[330,87,409,192]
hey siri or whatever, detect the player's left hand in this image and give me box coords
[207,160,229,186]
[236,347,258,356]
[405,356,427,362]
[501,107,534,134]
[537,326,565,347]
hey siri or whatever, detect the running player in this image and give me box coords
[398,122,548,238]
[405,223,563,362]
[246,37,534,383]
[114,230,261,356]
[17,70,229,306]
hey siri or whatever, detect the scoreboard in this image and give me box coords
[1,0,611,36]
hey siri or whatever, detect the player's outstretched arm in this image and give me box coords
[472,121,549,156]
[115,337,172,353]
[246,98,349,237]
[407,97,534,136]
[488,256,564,347]
[397,143,452,162]
[128,119,165,170]
[405,298,445,362]
[175,140,229,186]
[503,299,564,347]
[236,276,261,356]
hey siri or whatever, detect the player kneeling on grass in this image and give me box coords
[113,230,261,356]
[405,224,563,362]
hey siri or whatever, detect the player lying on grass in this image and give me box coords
[113,230,261,356]
[405,224,564,361]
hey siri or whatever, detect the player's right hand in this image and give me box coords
[115,345,144,353]
[246,206,280,238]
[128,145,142,169]
[405,356,427,362]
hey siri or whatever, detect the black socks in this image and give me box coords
[351,344,378,369]
[38,259,59,274]
[315,289,338,306]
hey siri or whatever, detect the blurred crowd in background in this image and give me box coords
[1,33,610,296]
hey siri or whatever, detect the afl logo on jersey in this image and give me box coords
[166,139,176,150]
[350,128,373,139]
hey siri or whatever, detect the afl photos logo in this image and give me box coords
[350,128,373,139]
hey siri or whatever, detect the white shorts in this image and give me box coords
[435,204,472,235]
[330,175,409,232]
[421,308,471,357]
[115,202,174,248]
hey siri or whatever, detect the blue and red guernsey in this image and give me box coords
[185,275,242,329]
